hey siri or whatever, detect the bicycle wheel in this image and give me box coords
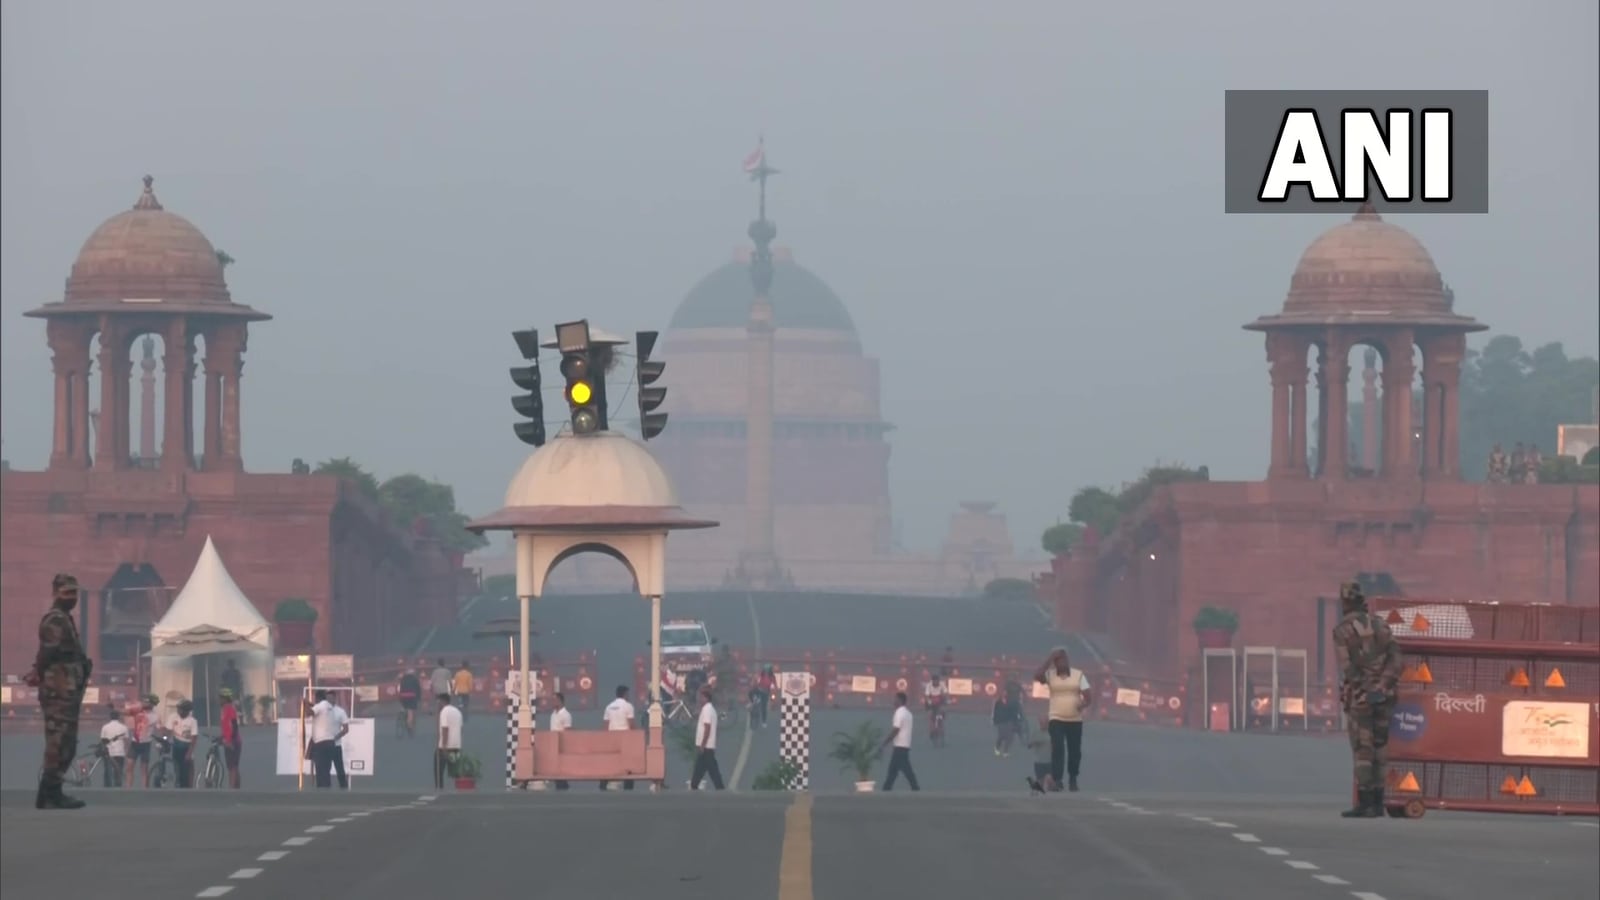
[152,758,169,788]
[203,750,222,788]
[64,758,90,788]
[395,712,407,739]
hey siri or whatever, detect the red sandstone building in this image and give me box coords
[1042,205,1600,679]
[0,177,462,674]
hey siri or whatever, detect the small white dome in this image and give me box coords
[504,432,678,508]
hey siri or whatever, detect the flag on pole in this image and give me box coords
[742,140,766,174]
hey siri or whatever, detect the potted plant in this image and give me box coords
[448,752,482,790]
[273,598,318,651]
[829,720,885,792]
[1193,606,1239,649]
[751,758,804,791]
[257,694,276,725]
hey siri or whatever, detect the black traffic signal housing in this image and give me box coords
[636,330,667,440]
[509,328,545,447]
[555,319,603,435]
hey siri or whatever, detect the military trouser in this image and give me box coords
[1345,700,1394,791]
[39,687,84,788]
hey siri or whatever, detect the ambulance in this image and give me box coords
[659,619,714,673]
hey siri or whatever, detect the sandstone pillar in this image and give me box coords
[94,321,120,471]
[1360,348,1379,471]
[1383,346,1415,478]
[1322,344,1351,480]
[161,323,188,473]
[139,337,158,462]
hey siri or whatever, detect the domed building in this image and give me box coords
[0,176,466,676]
[1040,204,1599,685]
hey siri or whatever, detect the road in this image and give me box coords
[3,590,1595,898]
[3,786,1595,900]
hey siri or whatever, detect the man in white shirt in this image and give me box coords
[435,691,462,790]
[690,686,725,791]
[329,701,351,789]
[1034,646,1095,792]
[306,690,341,789]
[99,708,129,787]
[878,691,920,791]
[430,660,453,714]
[598,685,636,791]
[169,700,200,789]
[549,692,572,791]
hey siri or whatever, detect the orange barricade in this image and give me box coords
[1369,598,1600,818]
[356,651,598,713]
[1093,671,1187,727]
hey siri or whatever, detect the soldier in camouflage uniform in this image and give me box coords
[23,573,93,810]
[1332,581,1402,818]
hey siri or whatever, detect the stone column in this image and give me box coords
[219,325,247,471]
[743,298,777,571]
[1322,343,1351,480]
[1265,335,1295,478]
[73,356,92,469]
[1438,368,1463,479]
[203,364,223,470]
[184,335,199,468]
[1290,379,1308,476]
[1383,345,1415,478]
[161,322,189,473]
[94,320,120,471]
[115,342,134,468]
[49,330,73,467]
[139,337,158,463]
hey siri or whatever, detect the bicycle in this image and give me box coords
[198,734,228,789]
[928,706,947,749]
[149,734,175,787]
[63,744,114,788]
[395,701,418,739]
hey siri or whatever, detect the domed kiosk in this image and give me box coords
[1245,203,1485,481]
[469,431,716,789]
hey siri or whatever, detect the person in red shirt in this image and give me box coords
[749,665,776,728]
[127,695,156,788]
[219,688,243,789]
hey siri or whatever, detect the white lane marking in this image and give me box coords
[196,889,234,898]
[728,590,763,792]
[1351,893,1389,900]
[1571,821,1598,829]
[1211,821,1238,828]
[230,869,263,879]
[348,811,371,817]
[257,851,289,861]
[283,837,314,847]
[328,817,353,823]
[1286,860,1320,870]
[418,794,438,801]
[1233,833,1261,843]
[305,825,334,833]
[1261,847,1290,856]
[1314,875,1351,885]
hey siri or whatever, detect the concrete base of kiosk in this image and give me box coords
[515,726,666,784]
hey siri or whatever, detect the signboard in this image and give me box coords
[275,717,376,776]
[849,675,876,694]
[354,685,380,703]
[275,656,310,680]
[318,655,355,680]
[504,671,545,702]
[780,671,815,698]
[1503,701,1591,760]
[947,678,974,697]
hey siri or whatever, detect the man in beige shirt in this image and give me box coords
[1034,647,1094,792]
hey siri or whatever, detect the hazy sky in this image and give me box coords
[3,0,1596,554]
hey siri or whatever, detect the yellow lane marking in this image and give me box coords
[778,793,814,900]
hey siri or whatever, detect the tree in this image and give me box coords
[1067,488,1120,537]
[1041,522,1084,556]
[378,474,488,555]
[314,457,380,499]
[1459,336,1598,477]
[1044,465,1210,555]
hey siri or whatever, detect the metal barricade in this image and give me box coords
[1201,648,1238,731]
[1372,600,1600,818]
[1093,672,1187,727]
[1242,647,1312,733]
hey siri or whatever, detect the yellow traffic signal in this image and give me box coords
[567,380,593,405]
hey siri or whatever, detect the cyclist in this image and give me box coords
[924,675,949,745]
[992,686,1023,756]
[219,688,243,789]
[168,699,198,788]
[397,668,422,735]
[128,694,159,787]
[748,666,776,728]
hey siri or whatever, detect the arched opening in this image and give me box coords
[85,330,105,467]
[125,332,167,470]
[545,543,638,595]
[189,331,210,468]
[100,562,171,694]
[1346,342,1386,478]
[1304,342,1327,476]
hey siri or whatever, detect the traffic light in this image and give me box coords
[509,328,545,447]
[636,330,668,441]
[555,319,602,435]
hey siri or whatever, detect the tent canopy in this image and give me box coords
[151,535,272,648]
[146,624,267,658]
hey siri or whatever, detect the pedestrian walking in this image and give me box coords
[169,699,199,788]
[1334,582,1402,818]
[429,659,452,714]
[1034,647,1093,792]
[435,692,462,790]
[691,686,725,791]
[598,686,636,792]
[549,692,572,791]
[24,573,91,809]
[453,662,474,722]
[879,691,920,791]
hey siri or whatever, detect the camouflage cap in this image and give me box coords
[1339,581,1365,604]
[52,573,79,590]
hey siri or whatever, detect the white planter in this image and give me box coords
[854,781,875,792]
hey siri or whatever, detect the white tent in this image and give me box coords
[149,536,275,724]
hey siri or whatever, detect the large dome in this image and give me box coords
[1280,204,1448,318]
[670,250,856,332]
[63,176,233,306]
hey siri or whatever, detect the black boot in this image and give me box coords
[48,783,85,810]
[1068,775,1079,792]
[1341,788,1378,818]
[1368,787,1387,817]
[35,782,49,810]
